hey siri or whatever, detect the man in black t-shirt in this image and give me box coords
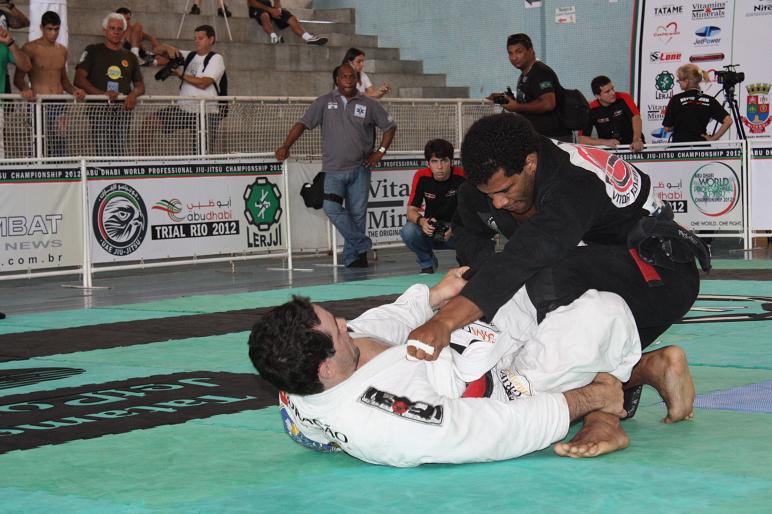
[487,33,571,141]
[400,139,465,274]
[74,12,144,156]
[579,75,644,152]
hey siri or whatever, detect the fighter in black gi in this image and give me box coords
[408,113,709,457]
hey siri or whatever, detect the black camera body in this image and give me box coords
[428,219,450,243]
[716,65,745,88]
[155,56,186,81]
[493,86,515,105]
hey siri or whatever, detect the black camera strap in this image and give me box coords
[181,51,226,95]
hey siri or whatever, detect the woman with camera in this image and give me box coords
[342,47,391,99]
[662,64,732,143]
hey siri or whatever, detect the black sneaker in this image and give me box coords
[419,266,435,274]
[346,252,368,268]
[189,4,200,15]
[217,6,232,17]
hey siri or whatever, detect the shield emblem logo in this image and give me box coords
[742,83,772,134]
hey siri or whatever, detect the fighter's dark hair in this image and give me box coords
[591,75,612,96]
[116,7,131,15]
[195,24,216,40]
[506,33,533,50]
[248,296,334,395]
[460,113,539,185]
[424,139,454,161]
[41,11,61,27]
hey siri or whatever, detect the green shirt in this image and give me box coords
[0,44,15,93]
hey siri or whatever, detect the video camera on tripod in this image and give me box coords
[713,64,747,139]
[715,64,745,89]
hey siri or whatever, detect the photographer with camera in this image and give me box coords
[486,33,572,142]
[150,25,226,152]
[401,139,465,274]
[662,64,731,143]
[74,12,144,156]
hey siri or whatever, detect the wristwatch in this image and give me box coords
[377,146,387,153]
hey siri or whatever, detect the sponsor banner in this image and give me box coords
[0,164,83,272]
[634,0,739,142]
[749,143,772,230]
[618,147,743,231]
[88,160,286,263]
[368,159,419,244]
[287,156,462,248]
[368,156,463,245]
[733,1,772,138]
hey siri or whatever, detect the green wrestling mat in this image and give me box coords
[0,273,770,513]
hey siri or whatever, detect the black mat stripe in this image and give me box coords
[0,294,399,362]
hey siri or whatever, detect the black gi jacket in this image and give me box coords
[455,136,655,320]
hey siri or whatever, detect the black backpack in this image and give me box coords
[558,86,590,131]
[182,51,229,116]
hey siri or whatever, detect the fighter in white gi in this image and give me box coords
[249,268,645,467]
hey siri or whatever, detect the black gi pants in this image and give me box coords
[525,243,700,349]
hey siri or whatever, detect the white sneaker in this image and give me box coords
[270,34,284,45]
[305,35,328,46]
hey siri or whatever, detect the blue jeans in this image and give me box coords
[400,221,456,269]
[323,165,373,265]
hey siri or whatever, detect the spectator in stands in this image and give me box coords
[0,0,29,29]
[74,12,144,156]
[150,25,226,153]
[29,0,67,46]
[190,0,231,18]
[0,23,31,158]
[401,139,465,274]
[116,7,162,67]
[662,64,732,143]
[342,47,391,99]
[275,64,397,268]
[487,33,571,142]
[248,0,327,46]
[579,76,644,152]
[14,10,85,157]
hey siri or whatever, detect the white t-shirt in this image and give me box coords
[357,71,373,94]
[178,50,225,113]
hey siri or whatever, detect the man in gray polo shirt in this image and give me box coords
[275,63,397,267]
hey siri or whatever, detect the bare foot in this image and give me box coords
[554,411,629,458]
[626,345,695,423]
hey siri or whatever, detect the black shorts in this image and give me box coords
[249,6,293,29]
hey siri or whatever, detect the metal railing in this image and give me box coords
[0,94,495,159]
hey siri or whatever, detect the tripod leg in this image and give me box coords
[177,0,191,40]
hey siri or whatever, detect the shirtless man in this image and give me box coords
[14,11,83,100]
[14,11,84,156]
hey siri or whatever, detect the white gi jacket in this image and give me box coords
[279,284,640,467]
